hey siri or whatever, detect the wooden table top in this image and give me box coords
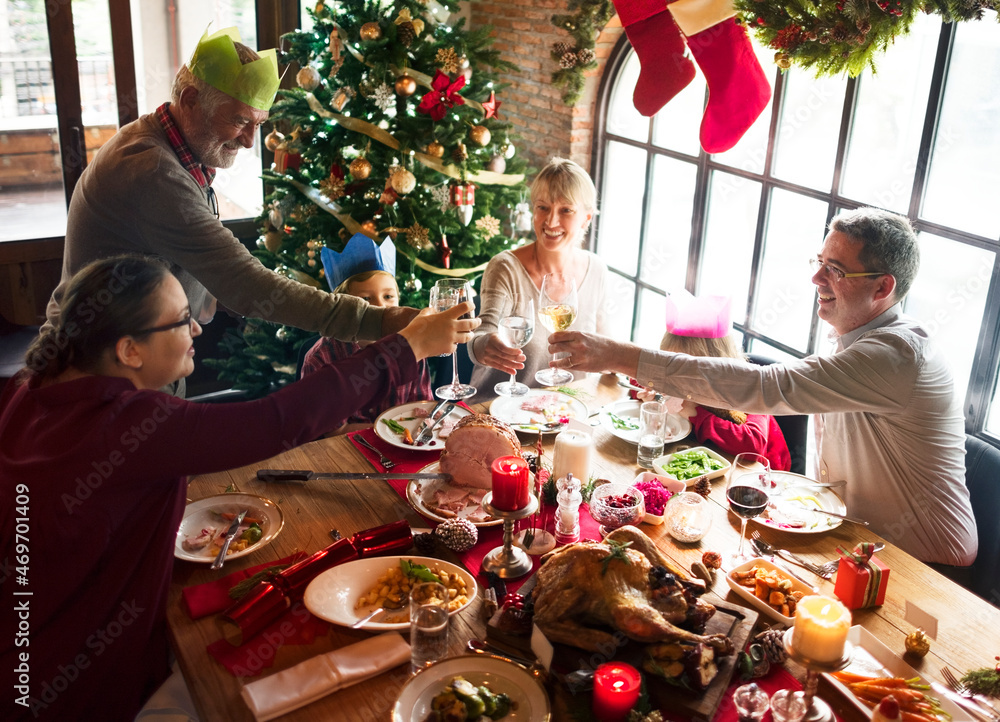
[166,373,1000,722]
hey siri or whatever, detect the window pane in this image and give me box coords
[697,171,761,313]
[605,273,637,342]
[651,60,705,156]
[641,155,696,291]
[904,232,993,407]
[709,38,775,174]
[840,14,940,212]
[747,339,800,364]
[596,140,647,277]
[636,286,666,349]
[751,189,827,352]
[921,11,1000,240]
[772,69,847,192]
[606,51,649,143]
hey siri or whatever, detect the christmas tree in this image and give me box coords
[208,0,532,397]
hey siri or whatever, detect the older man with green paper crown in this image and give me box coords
[45,27,418,394]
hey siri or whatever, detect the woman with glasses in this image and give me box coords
[0,255,478,722]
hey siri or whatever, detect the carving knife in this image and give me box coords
[256,469,452,483]
[210,509,248,570]
[413,401,457,445]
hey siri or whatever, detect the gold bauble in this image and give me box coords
[349,157,372,180]
[904,629,931,657]
[425,141,445,158]
[264,230,282,253]
[390,167,417,195]
[775,51,792,70]
[264,130,284,152]
[469,125,491,147]
[360,220,378,235]
[394,74,417,97]
[296,66,321,91]
[360,22,382,41]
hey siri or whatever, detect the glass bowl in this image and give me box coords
[589,483,645,536]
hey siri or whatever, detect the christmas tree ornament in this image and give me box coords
[451,182,475,226]
[296,65,321,91]
[390,167,417,195]
[394,74,417,97]
[403,273,422,294]
[459,55,472,83]
[475,215,501,238]
[433,518,478,552]
[481,90,502,120]
[487,155,506,174]
[314,0,325,15]
[264,129,284,152]
[430,184,451,212]
[349,157,372,180]
[331,86,354,112]
[404,222,432,250]
[435,47,460,74]
[468,124,491,147]
[610,0,696,117]
[775,51,792,70]
[379,180,400,206]
[360,22,382,41]
[373,83,395,111]
[417,70,467,121]
[307,249,316,259]
[268,207,283,229]
[276,326,289,342]
[425,140,445,158]
[513,201,532,232]
[264,230,283,252]
[394,8,424,47]
[904,629,931,657]
[319,174,346,200]
[439,232,452,269]
[452,141,468,163]
[502,140,516,159]
[360,220,378,235]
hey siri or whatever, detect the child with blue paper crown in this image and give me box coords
[636,292,791,471]
[301,234,433,434]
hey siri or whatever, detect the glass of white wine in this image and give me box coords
[494,294,535,397]
[534,273,578,387]
[431,278,477,401]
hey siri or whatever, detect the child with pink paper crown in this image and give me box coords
[636,292,790,470]
[301,234,433,434]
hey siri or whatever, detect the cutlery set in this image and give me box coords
[750,531,847,580]
[210,509,248,570]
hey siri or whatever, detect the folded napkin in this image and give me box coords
[240,632,410,721]
[182,552,308,619]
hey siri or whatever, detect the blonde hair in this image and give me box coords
[660,331,744,361]
[333,269,398,296]
[530,157,597,214]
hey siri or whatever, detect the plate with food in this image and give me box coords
[652,446,731,486]
[407,461,501,527]
[392,655,549,722]
[753,472,846,533]
[374,401,472,450]
[726,557,814,624]
[175,493,283,563]
[303,556,477,631]
[489,388,588,434]
[600,399,692,445]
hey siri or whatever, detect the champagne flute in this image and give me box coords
[726,452,772,567]
[494,294,535,397]
[432,278,477,401]
[534,273,578,387]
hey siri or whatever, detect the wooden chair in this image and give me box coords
[964,435,1000,606]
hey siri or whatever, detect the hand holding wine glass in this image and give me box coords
[431,279,477,401]
[726,452,772,567]
[494,294,535,397]
[535,273,578,387]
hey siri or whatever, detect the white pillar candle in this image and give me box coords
[791,595,852,663]
[552,429,593,486]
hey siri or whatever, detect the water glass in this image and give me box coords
[409,581,449,675]
[636,401,667,468]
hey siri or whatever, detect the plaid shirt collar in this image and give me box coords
[155,102,216,188]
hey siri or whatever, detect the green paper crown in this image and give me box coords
[188,27,279,111]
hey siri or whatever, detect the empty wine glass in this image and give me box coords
[494,294,535,397]
[431,278,477,401]
[726,452,772,567]
[534,273,578,387]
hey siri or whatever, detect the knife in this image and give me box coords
[930,682,997,722]
[210,509,248,570]
[414,401,457,445]
[256,469,453,483]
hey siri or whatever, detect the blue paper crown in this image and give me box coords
[320,234,397,292]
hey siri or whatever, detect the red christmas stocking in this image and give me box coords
[670,0,771,153]
[612,0,696,117]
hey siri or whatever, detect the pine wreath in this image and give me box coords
[549,0,616,105]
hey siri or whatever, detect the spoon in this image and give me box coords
[351,598,404,628]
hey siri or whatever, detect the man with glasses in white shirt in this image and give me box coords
[549,207,977,575]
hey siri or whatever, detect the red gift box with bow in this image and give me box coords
[834,542,890,609]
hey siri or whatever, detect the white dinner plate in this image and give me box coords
[392,655,550,722]
[489,388,588,434]
[174,493,284,563]
[752,471,846,533]
[303,556,477,631]
[406,461,502,527]
[600,398,691,445]
[726,557,816,624]
[373,401,472,451]
[652,446,731,487]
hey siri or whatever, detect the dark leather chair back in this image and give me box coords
[964,435,1000,605]
[746,353,809,476]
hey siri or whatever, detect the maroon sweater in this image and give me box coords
[0,335,416,721]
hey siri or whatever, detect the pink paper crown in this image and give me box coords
[665,291,732,338]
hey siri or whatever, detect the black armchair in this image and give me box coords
[746,353,810,476]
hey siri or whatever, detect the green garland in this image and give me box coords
[549,0,616,105]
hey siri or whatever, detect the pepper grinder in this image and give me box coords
[554,473,582,545]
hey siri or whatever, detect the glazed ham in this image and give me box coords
[439,414,521,488]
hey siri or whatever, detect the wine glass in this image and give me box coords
[726,452,772,567]
[534,273,578,387]
[494,294,535,397]
[431,279,477,401]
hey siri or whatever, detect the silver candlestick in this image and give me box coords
[782,628,853,722]
[481,492,538,578]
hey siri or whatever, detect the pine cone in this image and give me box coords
[452,141,468,162]
[413,532,437,554]
[755,628,789,665]
[434,518,478,552]
[552,41,573,57]
[692,477,712,499]
[397,21,415,47]
[559,52,577,69]
[577,48,596,65]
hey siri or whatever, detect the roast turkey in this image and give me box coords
[439,414,521,488]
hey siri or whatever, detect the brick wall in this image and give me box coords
[469,1,624,177]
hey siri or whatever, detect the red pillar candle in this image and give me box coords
[490,455,530,510]
[593,662,642,722]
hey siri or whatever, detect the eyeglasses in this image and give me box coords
[135,314,195,336]
[206,186,219,219]
[809,258,886,282]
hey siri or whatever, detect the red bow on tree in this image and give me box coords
[418,70,466,121]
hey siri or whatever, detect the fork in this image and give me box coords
[942,666,1000,718]
[751,531,837,578]
[353,435,396,470]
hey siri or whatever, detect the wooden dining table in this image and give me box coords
[165,372,1000,721]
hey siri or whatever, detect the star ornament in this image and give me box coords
[418,70,466,122]
[481,90,501,120]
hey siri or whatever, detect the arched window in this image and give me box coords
[592,12,1000,439]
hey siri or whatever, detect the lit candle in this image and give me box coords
[552,429,593,486]
[490,455,530,511]
[791,594,852,663]
[593,662,642,722]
